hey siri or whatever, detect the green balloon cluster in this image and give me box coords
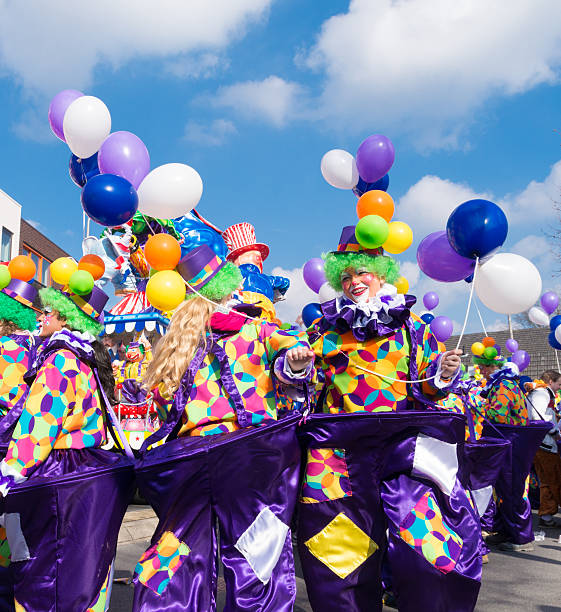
[0,266,11,290]
[483,346,498,360]
[355,215,389,249]
[69,270,94,296]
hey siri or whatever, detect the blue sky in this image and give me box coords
[1,0,561,333]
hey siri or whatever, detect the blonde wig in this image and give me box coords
[143,296,217,397]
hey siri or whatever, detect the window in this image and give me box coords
[22,246,52,287]
[1,228,13,261]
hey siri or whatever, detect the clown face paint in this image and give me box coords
[341,268,383,303]
[39,309,66,337]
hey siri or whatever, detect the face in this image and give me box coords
[235,250,263,272]
[341,267,383,303]
[39,308,66,337]
[550,377,561,392]
[479,364,498,379]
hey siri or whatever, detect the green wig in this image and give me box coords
[473,355,506,367]
[323,251,400,291]
[0,291,37,332]
[186,262,243,302]
[39,287,103,336]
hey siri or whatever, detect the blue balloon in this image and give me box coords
[352,173,390,198]
[518,375,532,391]
[421,313,435,324]
[446,199,508,259]
[549,331,561,350]
[550,315,561,331]
[69,153,100,187]
[81,174,138,227]
[302,302,322,327]
[172,212,228,259]
[464,273,474,284]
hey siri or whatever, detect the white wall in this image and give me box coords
[0,189,21,259]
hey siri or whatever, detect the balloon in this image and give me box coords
[430,316,453,342]
[81,174,138,227]
[303,258,326,293]
[320,149,359,190]
[471,342,485,356]
[493,344,501,356]
[541,291,559,315]
[505,338,519,353]
[421,313,435,324]
[528,306,550,327]
[416,231,475,282]
[68,270,94,296]
[355,215,389,249]
[69,153,100,188]
[482,337,496,348]
[550,315,561,331]
[356,190,394,221]
[48,89,84,141]
[511,349,530,372]
[549,331,561,351]
[423,292,439,311]
[50,258,78,286]
[0,266,10,290]
[78,254,105,280]
[353,174,389,198]
[383,222,412,254]
[318,282,339,303]
[63,96,111,159]
[98,131,151,189]
[356,135,395,183]
[8,256,36,282]
[394,276,409,294]
[144,234,182,271]
[302,303,323,328]
[138,163,203,219]
[483,346,498,360]
[446,199,508,259]
[519,375,532,390]
[555,325,561,346]
[146,270,186,311]
[474,253,542,315]
[464,273,474,284]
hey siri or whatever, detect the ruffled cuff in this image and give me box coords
[274,351,314,386]
[0,461,27,496]
[429,354,461,390]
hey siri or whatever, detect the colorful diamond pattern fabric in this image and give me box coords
[134,531,191,595]
[0,526,10,567]
[0,335,33,417]
[399,491,463,574]
[486,378,528,426]
[301,448,353,504]
[86,563,112,611]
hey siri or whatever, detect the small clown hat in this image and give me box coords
[222,223,270,262]
[330,225,384,256]
[0,279,39,331]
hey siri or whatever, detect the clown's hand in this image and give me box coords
[287,347,315,372]
[441,349,462,380]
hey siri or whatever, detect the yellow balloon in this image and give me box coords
[50,257,78,286]
[394,276,409,294]
[471,342,485,356]
[383,221,413,254]
[146,270,186,311]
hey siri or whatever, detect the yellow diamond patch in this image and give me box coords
[304,512,378,579]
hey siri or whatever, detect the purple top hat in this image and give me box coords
[64,285,109,322]
[177,245,226,292]
[1,279,38,309]
[331,225,384,256]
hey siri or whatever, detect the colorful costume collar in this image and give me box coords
[480,362,519,398]
[320,285,416,341]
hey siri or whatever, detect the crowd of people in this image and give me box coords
[0,222,559,611]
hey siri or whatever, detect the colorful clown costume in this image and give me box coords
[0,335,36,420]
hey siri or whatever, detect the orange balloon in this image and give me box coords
[8,255,36,282]
[79,254,105,280]
[482,336,496,347]
[144,234,182,271]
[356,190,395,222]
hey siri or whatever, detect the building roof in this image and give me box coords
[20,219,70,261]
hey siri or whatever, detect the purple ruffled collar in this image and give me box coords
[480,363,519,398]
[321,287,417,341]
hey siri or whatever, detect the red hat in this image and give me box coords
[222,223,270,263]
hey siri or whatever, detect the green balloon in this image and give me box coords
[0,266,11,290]
[483,346,497,360]
[69,270,94,296]
[355,215,390,249]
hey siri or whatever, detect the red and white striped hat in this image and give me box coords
[222,223,270,263]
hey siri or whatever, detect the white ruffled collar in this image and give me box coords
[336,284,406,327]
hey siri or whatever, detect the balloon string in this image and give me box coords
[82,211,86,240]
[140,213,157,235]
[455,257,479,351]
[555,349,561,372]
[474,296,488,336]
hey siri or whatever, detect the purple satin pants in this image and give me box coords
[297,412,482,612]
[133,416,301,612]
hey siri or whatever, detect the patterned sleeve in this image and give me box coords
[0,350,79,491]
[486,380,528,425]
[260,323,313,385]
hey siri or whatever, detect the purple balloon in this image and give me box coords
[430,315,454,342]
[356,135,395,183]
[417,231,475,282]
[303,258,326,294]
[541,291,559,315]
[511,349,530,372]
[505,338,519,353]
[493,344,501,356]
[98,131,150,189]
[48,89,84,141]
[423,291,439,310]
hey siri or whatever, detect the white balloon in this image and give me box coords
[474,253,542,315]
[137,163,203,219]
[555,325,561,345]
[63,96,111,158]
[320,149,359,190]
[528,306,550,327]
[318,282,339,303]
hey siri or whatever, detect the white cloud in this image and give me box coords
[25,218,42,230]
[11,107,53,143]
[399,260,420,288]
[271,266,317,323]
[304,0,561,147]
[165,53,229,79]
[211,76,303,127]
[510,234,551,268]
[184,118,237,146]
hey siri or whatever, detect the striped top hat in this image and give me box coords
[331,225,384,256]
[222,223,270,263]
[177,245,226,292]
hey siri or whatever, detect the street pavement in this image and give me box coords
[109,508,561,611]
